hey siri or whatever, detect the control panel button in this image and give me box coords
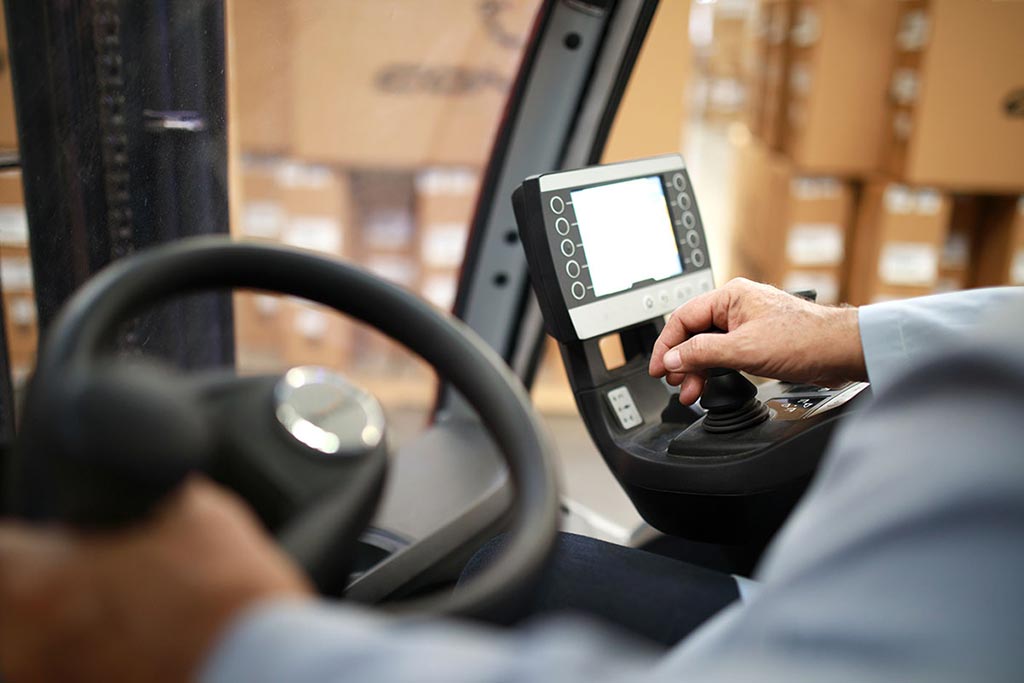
[682,211,696,229]
[685,231,700,248]
[691,249,706,268]
[565,260,581,278]
[606,386,643,430]
[571,281,586,300]
[672,173,686,191]
[550,196,565,214]
[675,285,686,300]
[658,290,670,305]
[560,239,576,257]
[700,279,712,292]
[643,295,655,310]
[679,193,692,211]
[554,217,570,235]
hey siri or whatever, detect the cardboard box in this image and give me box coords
[731,139,853,304]
[282,300,351,370]
[414,167,477,309]
[603,0,691,160]
[227,0,292,154]
[234,161,285,241]
[277,163,351,258]
[3,291,36,368]
[232,161,351,373]
[757,0,794,151]
[847,181,953,304]
[781,0,897,175]
[0,7,18,151]
[288,0,538,168]
[935,195,981,292]
[881,1,1024,192]
[973,196,1024,287]
[0,170,27,246]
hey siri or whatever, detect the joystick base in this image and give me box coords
[702,398,771,434]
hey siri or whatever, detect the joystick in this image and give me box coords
[700,368,770,433]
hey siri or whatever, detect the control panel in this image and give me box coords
[513,155,872,546]
[514,155,713,342]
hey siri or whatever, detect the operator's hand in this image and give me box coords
[649,278,867,404]
[0,477,313,683]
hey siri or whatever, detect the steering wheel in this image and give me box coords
[5,236,560,620]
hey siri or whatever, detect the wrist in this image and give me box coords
[829,306,867,382]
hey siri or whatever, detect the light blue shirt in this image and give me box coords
[203,287,1024,683]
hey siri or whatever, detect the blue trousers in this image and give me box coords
[460,532,740,647]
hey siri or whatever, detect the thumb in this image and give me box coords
[662,332,741,373]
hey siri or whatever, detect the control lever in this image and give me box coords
[701,368,770,433]
[680,326,770,434]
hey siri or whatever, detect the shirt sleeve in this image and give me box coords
[857,286,1023,393]
[201,599,658,683]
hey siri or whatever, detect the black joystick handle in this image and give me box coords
[701,368,770,434]
[701,368,758,412]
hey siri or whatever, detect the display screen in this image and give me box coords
[570,176,683,298]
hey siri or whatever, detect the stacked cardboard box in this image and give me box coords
[847,182,952,304]
[232,161,353,373]
[732,137,852,304]
[973,197,1024,288]
[737,0,1024,304]
[880,0,1024,192]
[0,172,34,385]
[415,167,477,312]
[0,7,18,150]
[230,0,538,167]
[604,0,690,158]
[757,0,794,150]
[780,0,897,175]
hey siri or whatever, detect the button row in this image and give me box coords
[640,277,712,314]
[549,193,587,301]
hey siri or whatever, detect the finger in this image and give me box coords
[677,372,706,405]
[665,371,687,386]
[649,290,730,377]
[663,331,743,374]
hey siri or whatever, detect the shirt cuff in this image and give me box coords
[857,301,910,396]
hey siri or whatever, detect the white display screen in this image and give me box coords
[570,176,682,298]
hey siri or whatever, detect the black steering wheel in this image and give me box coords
[5,236,560,619]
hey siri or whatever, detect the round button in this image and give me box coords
[643,295,655,310]
[679,193,692,210]
[672,173,686,191]
[674,286,685,300]
[700,279,712,292]
[560,239,576,257]
[550,196,565,214]
[684,283,695,298]
[274,367,385,456]
[571,281,586,300]
[565,260,581,278]
[658,290,670,305]
[691,249,706,268]
[555,217,570,235]
[682,211,696,229]
[686,231,701,248]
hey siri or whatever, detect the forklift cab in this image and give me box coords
[0,0,858,611]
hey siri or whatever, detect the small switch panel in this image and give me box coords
[606,386,643,430]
